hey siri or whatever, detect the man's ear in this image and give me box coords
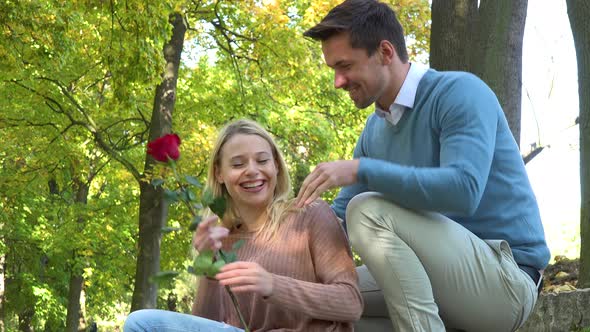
[379,40,396,65]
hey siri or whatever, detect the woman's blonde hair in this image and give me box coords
[204,119,294,238]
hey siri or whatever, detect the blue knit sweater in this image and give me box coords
[333,69,550,270]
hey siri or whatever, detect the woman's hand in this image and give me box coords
[192,216,229,252]
[215,262,274,297]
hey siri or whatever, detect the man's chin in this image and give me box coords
[353,99,375,109]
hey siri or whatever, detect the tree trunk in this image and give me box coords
[65,179,90,332]
[0,249,4,332]
[130,12,186,311]
[472,0,528,146]
[430,0,528,147]
[18,308,33,332]
[64,274,84,332]
[566,0,590,288]
[430,0,477,72]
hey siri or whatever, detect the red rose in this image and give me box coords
[147,134,181,162]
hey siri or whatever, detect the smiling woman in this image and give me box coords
[123,119,363,332]
[214,132,280,232]
[204,120,293,239]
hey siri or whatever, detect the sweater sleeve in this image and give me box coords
[267,201,363,322]
[332,129,369,223]
[357,74,498,216]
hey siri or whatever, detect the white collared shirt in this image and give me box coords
[375,63,429,125]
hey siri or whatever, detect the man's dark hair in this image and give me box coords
[303,0,409,63]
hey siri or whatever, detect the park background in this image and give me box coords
[1,0,588,331]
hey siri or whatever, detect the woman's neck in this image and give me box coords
[235,205,269,232]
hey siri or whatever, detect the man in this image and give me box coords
[297,0,550,331]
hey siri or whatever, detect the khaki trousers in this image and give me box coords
[347,192,538,332]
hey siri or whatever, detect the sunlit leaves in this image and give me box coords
[2,0,432,328]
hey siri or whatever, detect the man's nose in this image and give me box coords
[334,72,347,89]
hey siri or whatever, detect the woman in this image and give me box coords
[124,119,362,331]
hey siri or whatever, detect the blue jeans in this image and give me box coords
[123,309,244,332]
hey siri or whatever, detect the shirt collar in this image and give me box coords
[375,62,429,117]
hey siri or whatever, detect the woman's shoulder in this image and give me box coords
[295,198,330,216]
[293,199,341,228]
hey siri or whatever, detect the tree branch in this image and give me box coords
[10,78,143,182]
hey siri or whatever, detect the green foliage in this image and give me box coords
[190,250,224,278]
[206,196,227,220]
[219,239,245,266]
[1,0,431,329]
[150,271,180,286]
[154,165,234,280]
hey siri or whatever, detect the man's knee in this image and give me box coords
[346,192,384,224]
[346,192,402,248]
[346,192,408,227]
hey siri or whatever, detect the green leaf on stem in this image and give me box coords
[201,188,227,217]
[164,189,179,203]
[201,188,214,206]
[209,196,227,218]
[220,249,237,263]
[151,178,165,187]
[193,249,215,275]
[209,259,226,277]
[191,250,227,277]
[186,189,197,202]
[189,215,202,231]
[185,175,202,188]
[178,188,189,203]
[161,226,182,234]
[150,271,180,285]
[232,239,245,251]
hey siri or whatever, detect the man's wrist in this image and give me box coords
[352,158,361,183]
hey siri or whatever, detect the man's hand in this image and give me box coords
[296,159,359,208]
[216,262,274,297]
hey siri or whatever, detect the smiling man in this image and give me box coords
[297,0,550,331]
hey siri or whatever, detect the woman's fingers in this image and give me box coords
[197,216,218,231]
[218,275,257,286]
[208,226,229,249]
[216,262,273,296]
[192,216,230,251]
[217,262,253,278]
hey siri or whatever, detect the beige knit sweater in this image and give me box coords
[192,200,363,331]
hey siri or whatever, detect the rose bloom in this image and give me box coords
[147,134,181,162]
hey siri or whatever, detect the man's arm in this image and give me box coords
[298,74,500,216]
[356,75,498,215]
[296,126,369,210]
